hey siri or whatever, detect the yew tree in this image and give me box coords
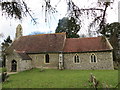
[55,17,80,38]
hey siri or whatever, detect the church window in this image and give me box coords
[45,54,49,63]
[74,54,80,63]
[90,54,97,63]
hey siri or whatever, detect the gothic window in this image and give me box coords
[74,54,80,63]
[45,54,49,63]
[90,54,97,63]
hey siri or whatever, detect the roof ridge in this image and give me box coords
[21,32,66,37]
[67,36,102,39]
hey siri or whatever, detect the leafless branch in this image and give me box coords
[22,0,37,24]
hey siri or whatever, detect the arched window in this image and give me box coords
[74,54,80,63]
[91,54,97,63]
[45,54,49,63]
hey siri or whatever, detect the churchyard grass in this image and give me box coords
[2,68,118,88]
[0,68,2,72]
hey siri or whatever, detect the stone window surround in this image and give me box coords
[73,54,80,64]
[90,53,97,63]
[44,54,50,64]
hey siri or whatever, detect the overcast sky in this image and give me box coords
[0,0,120,42]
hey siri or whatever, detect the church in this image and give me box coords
[5,24,114,72]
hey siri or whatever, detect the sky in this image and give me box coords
[0,0,120,42]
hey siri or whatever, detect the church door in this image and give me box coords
[11,60,17,72]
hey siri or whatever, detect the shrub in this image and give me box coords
[2,67,9,82]
[2,67,7,73]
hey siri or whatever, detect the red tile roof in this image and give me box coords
[7,33,112,56]
[10,33,66,53]
[63,36,112,52]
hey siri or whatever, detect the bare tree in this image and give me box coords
[0,0,37,24]
[0,0,115,34]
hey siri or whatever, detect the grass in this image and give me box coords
[0,67,2,73]
[2,69,118,88]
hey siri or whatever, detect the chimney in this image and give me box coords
[15,24,23,39]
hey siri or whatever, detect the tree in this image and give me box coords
[55,17,80,38]
[0,0,58,24]
[2,67,9,82]
[2,36,12,47]
[0,0,115,32]
[1,36,12,67]
[101,22,120,37]
[100,22,120,64]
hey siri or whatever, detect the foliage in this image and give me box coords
[2,69,118,88]
[55,17,80,38]
[1,36,12,51]
[1,36,12,67]
[2,67,9,82]
[1,1,23,19]
[0,60,2,67]
[2,36,12,46]
[2,67,7,73]
[101,22,120,62]
[101,22,120,37]
[0,0,37,24]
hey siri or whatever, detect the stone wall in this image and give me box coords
[20,60,32,71]
[6,51,32,72]
[29,53,59,69]
[6,52,21,72]
[64,51,114,70]
[6,51,114,72]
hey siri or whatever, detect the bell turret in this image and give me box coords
[15,24,23,39]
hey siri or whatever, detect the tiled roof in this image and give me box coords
[63,36,112,52]
[10,33,66,53]
[7,33,112,57]
[18,52,32,60]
